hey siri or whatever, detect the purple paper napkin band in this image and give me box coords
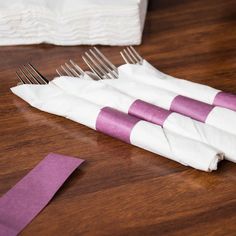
[0,153,84,236]
[128,99,172,126]
[213,91,236,112]
[170,95,214,122]
[96,107,140,143]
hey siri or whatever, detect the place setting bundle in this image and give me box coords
[11,46,236,172]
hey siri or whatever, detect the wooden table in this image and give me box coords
[1,0,236,235]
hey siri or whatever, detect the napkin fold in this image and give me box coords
[102,67,236,136]
[53,76,236,163]
[11,83,223,171]
[0,0,147,46]
[119,60,236,111]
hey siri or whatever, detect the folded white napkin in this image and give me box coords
[0,0,147,46]
[104,66,236,136]
[53,76,236,163]
[118,60,236,111]
[11,83,223,171]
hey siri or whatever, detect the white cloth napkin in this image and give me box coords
[104,66,236,136]
[53,76,236,163]
[118,60,220,103]
[118,60,236,111]
[11,83,222,171]
[0,0,147,46]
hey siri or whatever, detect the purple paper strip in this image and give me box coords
[96,107,140,143]
[170,95,214,122]
[0,153,84,236]
[128,99,172,126]
[213,91,236,112]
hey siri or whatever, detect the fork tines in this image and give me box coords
[120,46,143,65]
[16,63,49,84]
[15,47,142,84]
[56,59,85,77]
[82,47,118,80]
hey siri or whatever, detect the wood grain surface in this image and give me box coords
[0,0,236,235]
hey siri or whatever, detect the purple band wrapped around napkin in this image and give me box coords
[128,99,172,126]
[213,91,236,111]
[96,107,140,143]
[0,153,84,236]
[170,95,214,122]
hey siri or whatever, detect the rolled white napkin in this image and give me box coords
[101,67,236,136]
[0,0,147,46]
[11,83,223,171]
[118,60,236,111]
[53,76,236,163]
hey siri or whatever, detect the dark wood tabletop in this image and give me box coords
[1,0,236,235]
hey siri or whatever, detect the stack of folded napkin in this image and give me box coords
[0,0,147,46]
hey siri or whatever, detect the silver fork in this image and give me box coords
[120,46,143,65]
[82,47,119,80]
[16,63,49,84]
[56,59,85,78]
[57,59,103,81]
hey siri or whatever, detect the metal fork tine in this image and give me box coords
[65,63,81,77]
[127,47,140,64]
[61,65,73,76]
[56,69,63,77]
[56,60,84,77]
[85,52,112,80]
[124,49,136,64]
[89,49,117,79]
[16,71,26,84]
[82,56,103,80]
[69,60,85,76]
[28,63,49,84]
[120,46,143,65]
[120,51,130,64]
[16,64,49,85]
[129,46,143,63]
[23,65,40,84]
[19,67,35,84]
[93,47,118,73]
